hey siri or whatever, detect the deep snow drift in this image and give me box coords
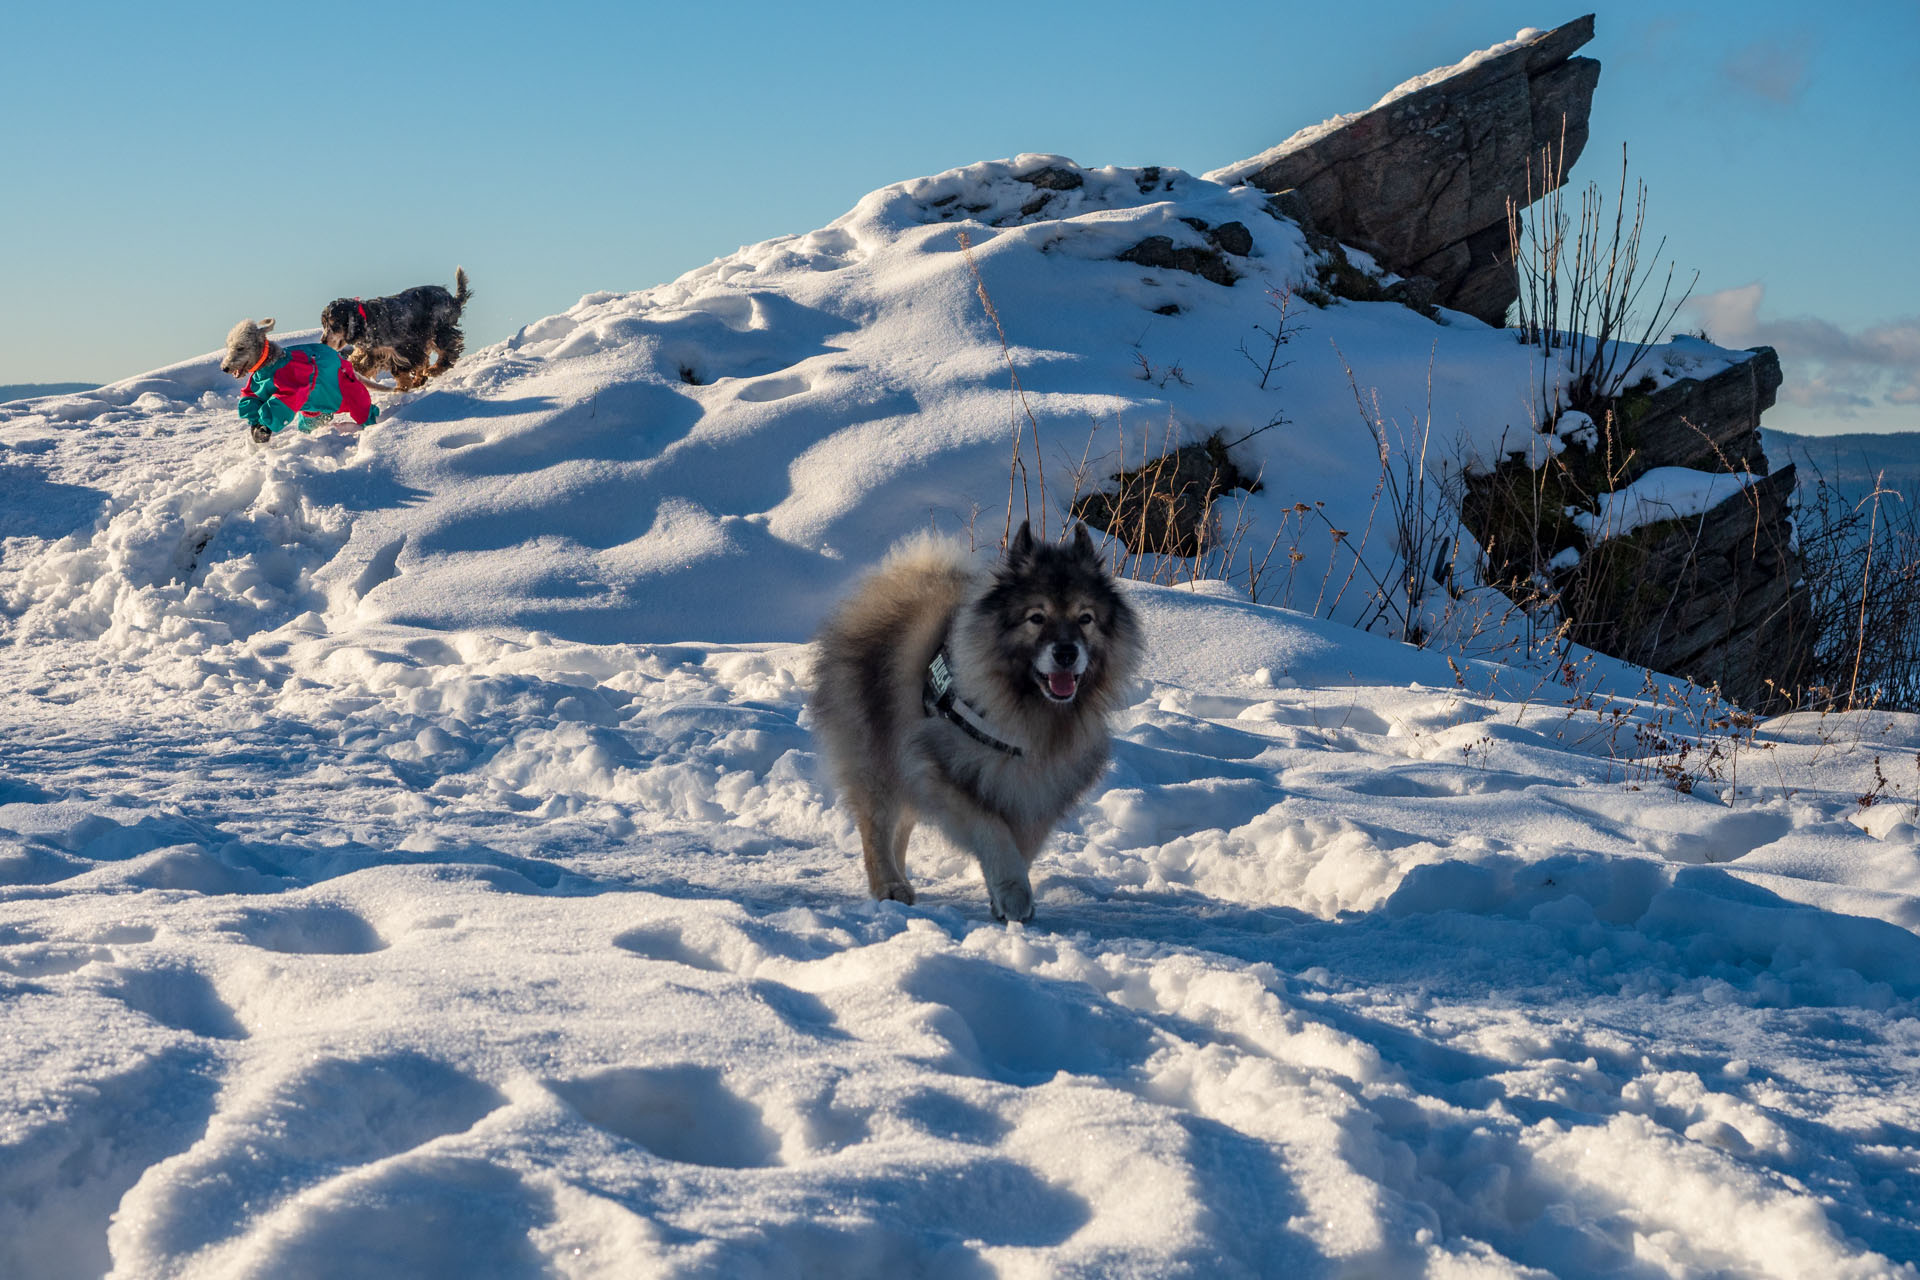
[2,154,1917,1278]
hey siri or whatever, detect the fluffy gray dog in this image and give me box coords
[811,522,1142,922]
[319,267,471,390]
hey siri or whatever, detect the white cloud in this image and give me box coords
[1689,282,1765,344]
[1688,283,1920,419]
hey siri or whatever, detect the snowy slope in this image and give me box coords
[3,157,1546,651]
[2,156,1918,1278]
[0,155,1756,655]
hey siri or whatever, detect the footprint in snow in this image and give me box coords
[97,963,248,1041]
[614,923,731,972]
[548,1063,783,1168]
[1651,808,1794,864]
[230,1155,552,1277]
[112,1053,509,1264]
[614,912,845,973]
[215,902,387,955]
[735,374,810,403]
[0,1047,223,1280]
[900,954,1161,1086]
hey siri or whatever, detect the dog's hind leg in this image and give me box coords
[428,322,464,379]
[857,799,916,905]
[390,359,424,392]
[354,347,409,389]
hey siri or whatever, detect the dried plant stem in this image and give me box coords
[957,231,1047,544]
[1506,134,1697,411]
[1850,471,1892,707]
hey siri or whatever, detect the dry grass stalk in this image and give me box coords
[957,230,1046,546]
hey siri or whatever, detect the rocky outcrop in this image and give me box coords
[1207,13,1806,707]
[1615,347,1784,474]
[1562,466,1807,709]
[1089,15,1808,707]
[1214,16,1600,324]
[1464,348,1813,711]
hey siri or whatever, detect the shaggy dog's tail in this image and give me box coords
[452,267,472,313]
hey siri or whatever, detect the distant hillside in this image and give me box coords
[0,382,97,403]
[1767,428,1920,505]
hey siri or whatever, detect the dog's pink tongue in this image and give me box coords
[1048,671,1078,699]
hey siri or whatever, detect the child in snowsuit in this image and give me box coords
[219,317,379,443]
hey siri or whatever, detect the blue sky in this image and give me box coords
[3,1,1915,435]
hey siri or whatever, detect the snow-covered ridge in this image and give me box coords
[0,151,1766,660]
[0,155,1376,651]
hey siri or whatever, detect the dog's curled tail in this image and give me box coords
[879,530,975,584]
[452,267,472,312]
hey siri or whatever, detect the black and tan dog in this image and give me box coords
[320,268,471,391]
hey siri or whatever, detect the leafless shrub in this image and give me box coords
[1333,342,1472,644]
[1238,284,1300,393]
[1793,465,1920,711]
[1507,135,1697,415]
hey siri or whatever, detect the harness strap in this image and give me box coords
[923,644,1024,758]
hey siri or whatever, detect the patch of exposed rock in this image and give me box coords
[1613,348,1784,474]
[1071,437,1258,558]
[1115,219,1253,287]
[1569,465,1805,707]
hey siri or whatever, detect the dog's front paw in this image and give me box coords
[876,879,916,905]
[989,877,1034,924]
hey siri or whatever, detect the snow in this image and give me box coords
[3,154,1919,1277]
[1642,333,1755,394]
[1574,466,1765,540]
[1371,28,1546,109]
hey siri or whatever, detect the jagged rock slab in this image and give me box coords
[1571,464,1811,709]
[1620,346,1784,474]
[1213,15,1600,324]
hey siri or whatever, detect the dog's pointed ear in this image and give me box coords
[260,318,276,333]
[1007,520,1035,563]
[1070,522,1099,562]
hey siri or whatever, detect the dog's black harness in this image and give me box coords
[923,645,1024,758]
